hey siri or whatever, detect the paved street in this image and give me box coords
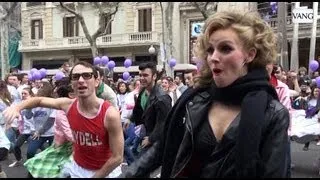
[1,141,319,178]
[291,141,320,178]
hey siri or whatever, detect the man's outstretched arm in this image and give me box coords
[3,97,72,125]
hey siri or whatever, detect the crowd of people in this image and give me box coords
[0,10,319,178]
[0,59,197,178]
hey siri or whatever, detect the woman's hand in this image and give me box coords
[3,106,20,125]
[32,131,40,140]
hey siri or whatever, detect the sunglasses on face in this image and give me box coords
[71,72,95,81]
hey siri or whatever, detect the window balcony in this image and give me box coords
[18,31,161,52]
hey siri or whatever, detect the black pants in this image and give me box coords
[13,134,31,161]
[286,138,291,178]
[0,148,8,174]
[0,148,8,161]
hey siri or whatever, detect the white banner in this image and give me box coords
[292,8,314,23]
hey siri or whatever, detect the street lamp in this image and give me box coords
[148,45,157,65]
[148,45,156,55]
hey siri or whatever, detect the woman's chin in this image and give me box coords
[214,79,233,88]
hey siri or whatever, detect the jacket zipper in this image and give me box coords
[173,104,194,177]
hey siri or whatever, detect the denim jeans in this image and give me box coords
[27,136,54,159]
[124,123,138,165]
[124,136,136,165]
[13,134,31,161]
[5,127,19,152]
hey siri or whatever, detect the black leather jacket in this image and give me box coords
[130,85,172,144]
[124,87,290,178]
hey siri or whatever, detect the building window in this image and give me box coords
[27,2,45,7]
[300,2,312,8]
[104,14,112,34]
[63,17,79,37]
[134,55,156,65]
[32,59,67,70]
[138,8,152,32]
[189,20,204,64]
[31,19,43,40]
[111,57,126,66]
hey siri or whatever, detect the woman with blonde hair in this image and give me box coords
[124,11,290,178]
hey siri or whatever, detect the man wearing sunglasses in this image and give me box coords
[3,61,124,178]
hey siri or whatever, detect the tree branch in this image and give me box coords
[204,2,209,11]
[60,2,93,45]
[59,2,80,18]
[110,2,120,16]
[193,2,208,20]
[0,2,19,21]
[209,2,218,13]
[99,17,114,37]
[93,2,104,14]
[92,2,119,39]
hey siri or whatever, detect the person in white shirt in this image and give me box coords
[0,124,10,177]
[116,81,129,122]
[31,80,42,95]
[174,74,188,94]
[121,79,141,165]
[17,73,30,96]
[9,87,35,168]
[0,79,11,177]
[6,73,22,104]
[161,76,181,106]
[4,74,21,152]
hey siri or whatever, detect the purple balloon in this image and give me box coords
[32,70,42,80]
[93,56,102,65]
[108,60,115,70]
[28,73,33,81]
[55,71,65,81]
[101,56,109,66]
[39,68,47,78]
[316,77,320,88]
[123,71,130,80]
[124,59,132,68]
[169,58,177,68]
[30,68,37,75]
[309,60,319,72]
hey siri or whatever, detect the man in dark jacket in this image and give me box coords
[128,62,172,159]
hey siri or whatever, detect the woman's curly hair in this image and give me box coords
[193,11,277,88]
